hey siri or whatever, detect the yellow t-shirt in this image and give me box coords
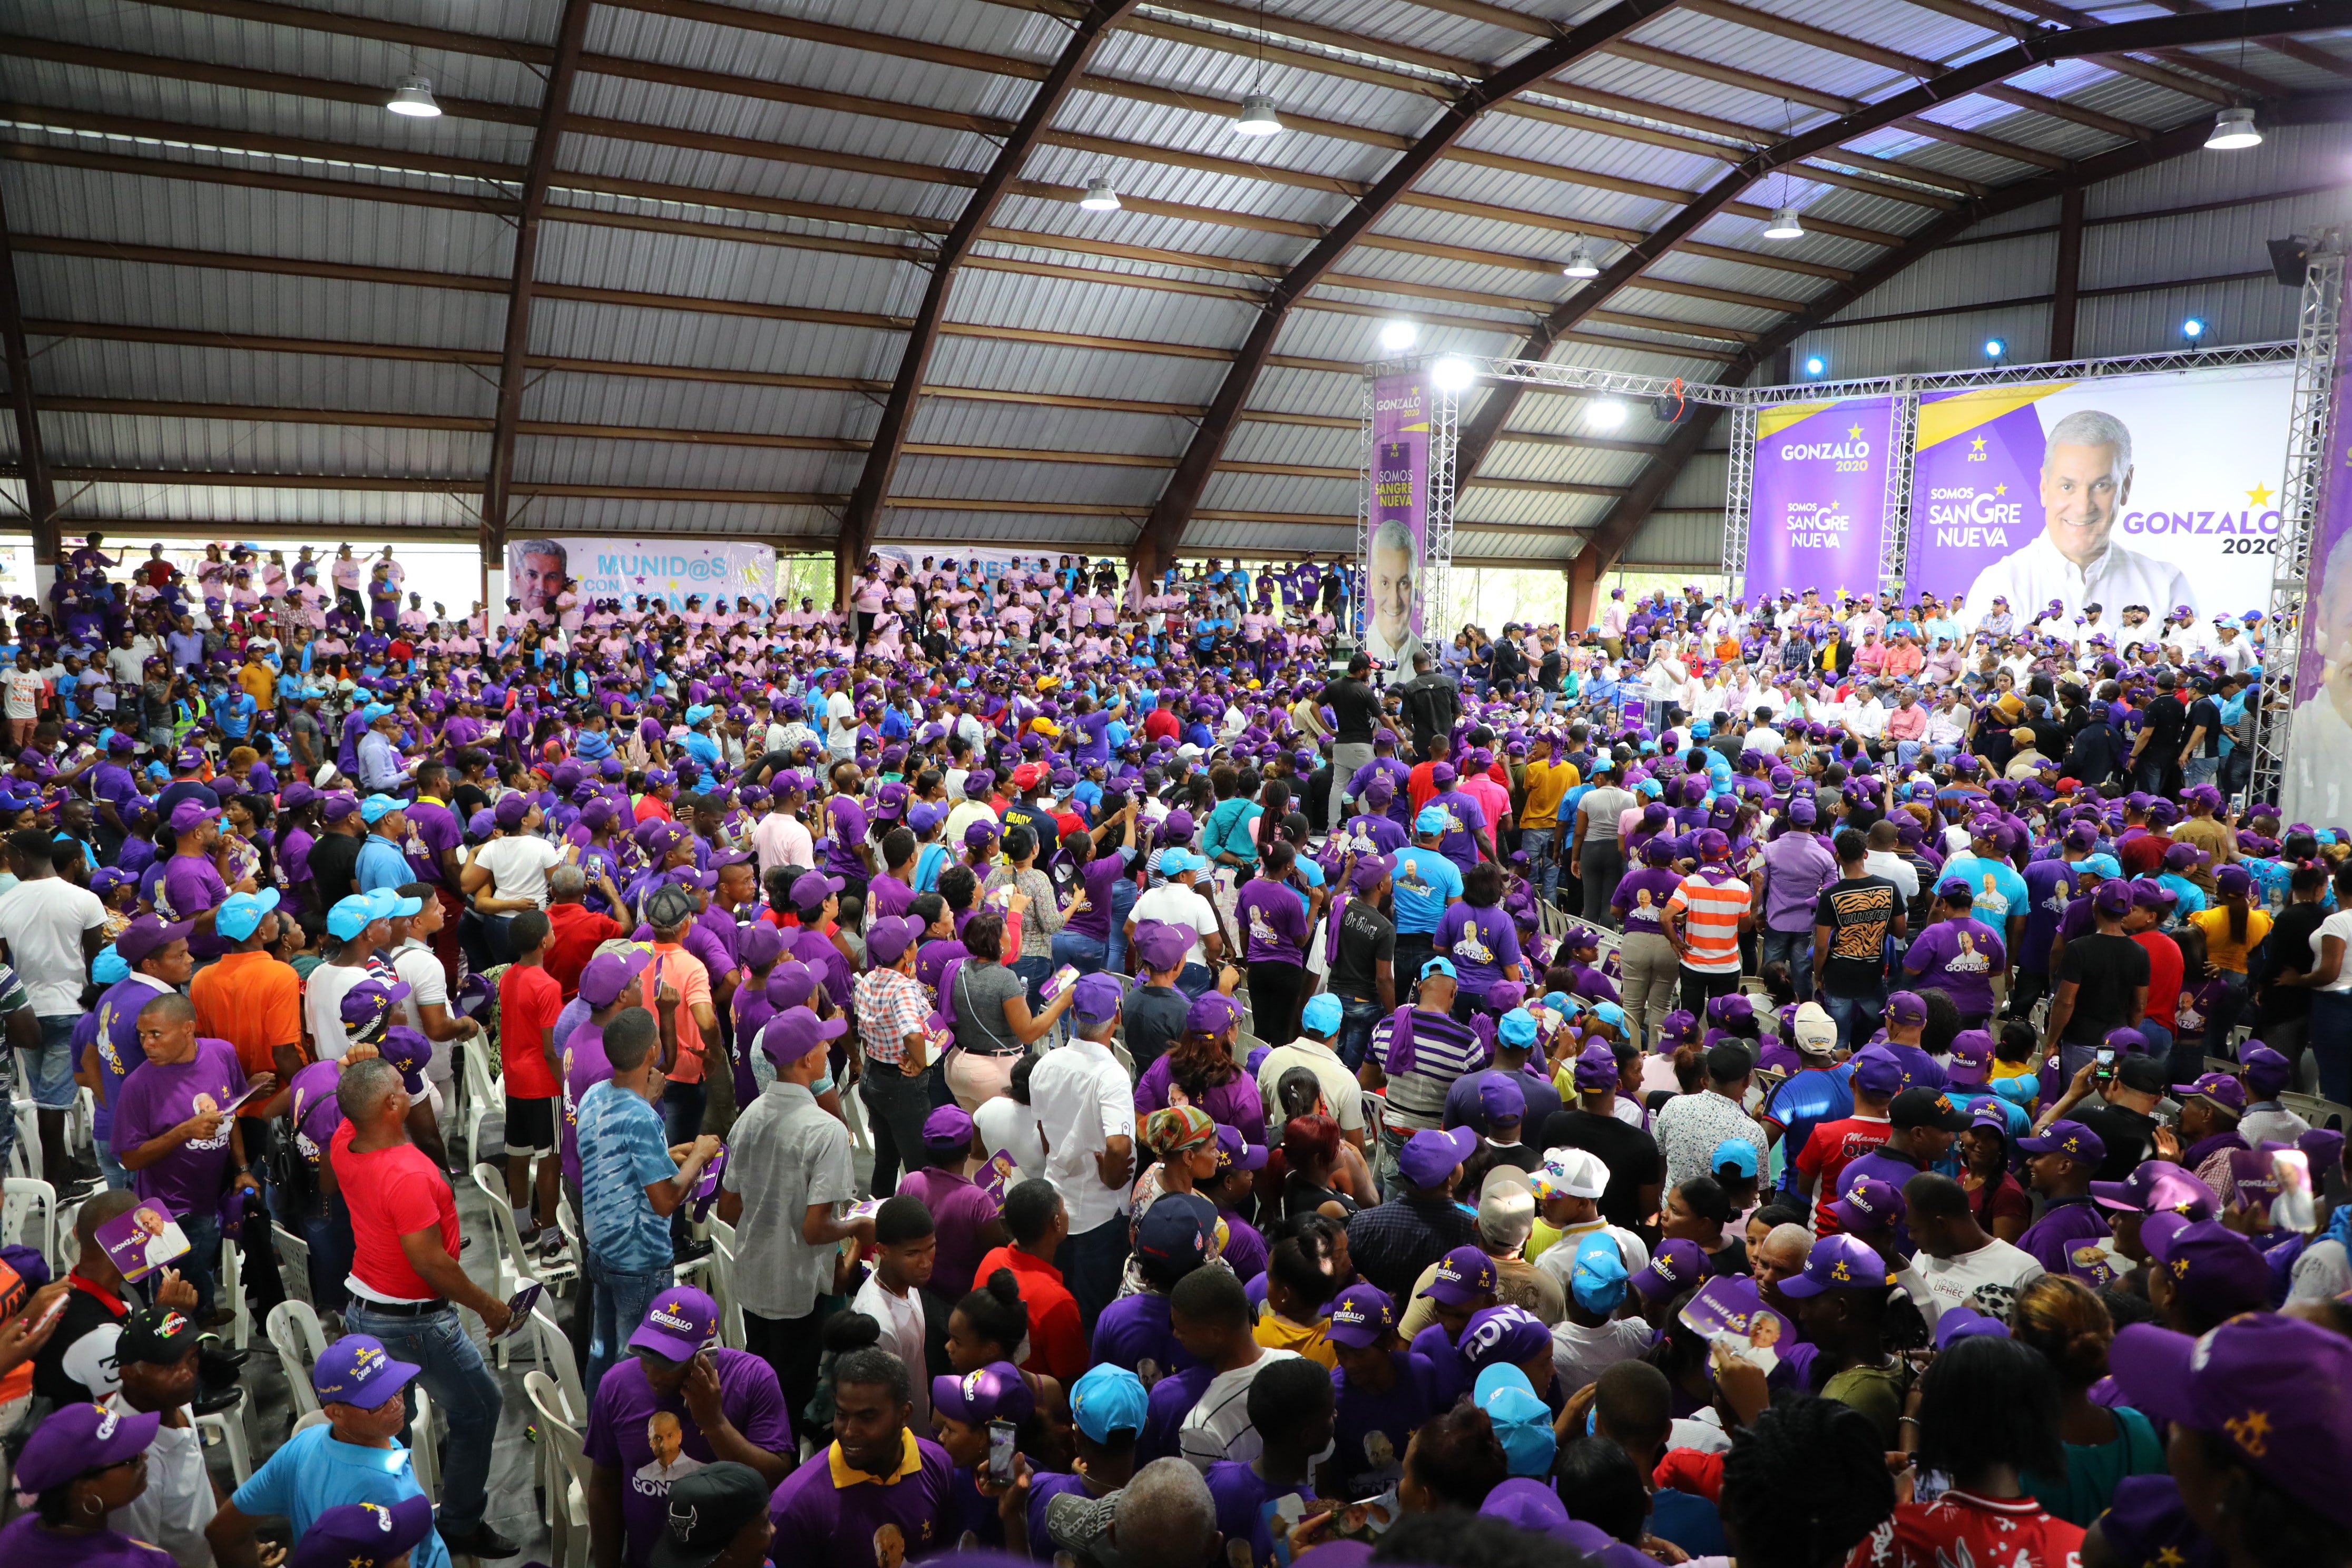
[1254,1311,1337,1368]
[1520,759,1579,831]
[2190,906,2271,975]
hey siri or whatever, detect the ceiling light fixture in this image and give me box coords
[2206,106,2261,150]
[1079,178,1121,211]
[1984,337,2007,360]
[1430,357,1476,394]
[1378,321,1419,353]
[1763,206,1804,240]
[1804,356,1826,377]
[1561,241,1600,279]
[1233,92,1283,136]
[387,76,441,117]
[2182,316,2207,340]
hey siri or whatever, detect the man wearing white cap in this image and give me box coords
[1528,1147,1649,1300]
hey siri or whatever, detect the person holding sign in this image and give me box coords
[109,993,268,1322]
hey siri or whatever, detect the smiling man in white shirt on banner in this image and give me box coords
[1962,409,2198,624]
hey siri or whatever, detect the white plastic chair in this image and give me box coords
[7,1102,37,1181]
[266,1300,328,1424]
[219,1230,251,1351]
[272,1222,310,1305]
[530,1305,586,1426]
[291,1408,329,1436]
[193,1390,254,1484]
[461,1042,503,1168]
[708,1218,744,1350]
[2,1176,56,1265]
[408,1383,440,1506]
[469,1164,577,1366]
[526,1369,590,1568]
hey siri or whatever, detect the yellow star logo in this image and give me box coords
[1994,483,2007,496]
[1848,424,1863,439]
[2158,1549,2187,1567]
[1971,436,1987,453]
[2225,1408,2272,1456]
[2247,483,2274,507]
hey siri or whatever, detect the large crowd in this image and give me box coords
[0,533,2341,1568]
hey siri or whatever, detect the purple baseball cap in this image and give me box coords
[1325,1283,1396,1348]
[1946,1029,1994,1087]
[1632,1237,1703,1302]
[1776,1233,1897,1298]
[2110,1313,2352,1525]
[2090,1159,2217,1218]
[291,1496,435,1568]
[1399,1126,1478,1188]
[1828,1174,1907,1233]
[2171,1071,2249,1114]
[1885,991,1927,1025]
[2144,1219,2273,1320]
[932,1360,1036,1426]
[1422,1244,1499,1306]
[2017,1119,2105,1163]
[629,1286,720,1361]
[1851,1043,1906,1099]
[2093,879,2133,917]
[311,1334,422,1406]
[579,947,654,1010]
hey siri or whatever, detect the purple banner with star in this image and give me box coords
[1905,363,2291,625]
[1741,395,1892,602]
[505,537,776,620]
[1362,373,1429,670]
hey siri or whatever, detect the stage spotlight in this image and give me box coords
[1804,356,1825,377]
[2182,317,2207,340]
[1589,400,1628,429]
[1378,321,1418,353]
[1984,338,2006,361]
[1430,357,1476,393]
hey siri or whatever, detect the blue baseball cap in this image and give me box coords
[1300,992,1343,1035]
[1415,805,1448,835]
[312,1334,421,1405]
[214,888,281,943]
[1069,1363,1149,1443]
[364,886,424,921]
[358,793,404,824]
[325,894,381,941]
[1570,1230,1628,1314]
[1474,1363,1557,1478]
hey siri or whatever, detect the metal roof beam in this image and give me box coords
[1453,0,2352,494]
[481,0,592,567]
[1131,0,1688,584]
[0,185,54,565]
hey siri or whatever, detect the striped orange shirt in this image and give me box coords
[1667,870,1750,974]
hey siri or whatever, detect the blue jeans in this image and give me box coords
[660,1080,706,1146]
[96,1141,129,1191]
[1107,878,1139,974]
[1052,930,1108,978]
[2313,991,2352,1105]
[1054,1214,1131,1328]
[343,1301,504,1535]
[300,1202,354,1314]
[177,1212,222,1321]
[1012,954,1054,1011]
[2184,754,2221,789]
[1337,996,1386,1073]
[23,1014,76,1109]
[1178,963,1217,1000]
[1521,827,1557,905]
[1825,984,1886,1055]
[1761,928,1814,1003]
[584,1251,671,1393]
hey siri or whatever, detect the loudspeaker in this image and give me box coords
[2270,236,2312,287]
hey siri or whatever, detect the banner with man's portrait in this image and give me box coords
[1904,362,2292,624]
[1364,373,1429,671]
[505,538,777,617]
[2281,361,2352,827]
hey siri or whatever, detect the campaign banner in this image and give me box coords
[1905,362,2292,623]
[1364,373,1430,670]
[2280,360,2352,826]
[1742,395,1893,602]
[505,537,776,616]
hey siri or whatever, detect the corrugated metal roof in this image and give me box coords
[5,0,2340,560]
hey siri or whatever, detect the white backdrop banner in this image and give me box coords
[505,537,777,615]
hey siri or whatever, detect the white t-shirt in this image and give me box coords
[105,1392,213,1566]
[475,835,565,909]
[1129,882,1221,968]
[1177,1348,1304,1471]
[0,876,106,1014]
[2314,908,2352,992]
[973,1094,1046,1183]
[304,961,371,1062]
[391,938,454,1084]
[1898,1238,2045,1329]
[3,671,43,719]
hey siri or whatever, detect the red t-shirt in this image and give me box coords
[1845,1491,2084,1567]
[1143,708,1179,744]
[498,963,566,1099]
[1795,1114,1893,1233]
[2119,829,2170,879]
[2132,929,2185,1030]
[331,1120,460,1303]
[972,1244,1086,1383]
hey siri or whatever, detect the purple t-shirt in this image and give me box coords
[822,796,869,883]
[916,937,967,995]
[1759,832,1839,933]
[583,1348,793,1567]
[561,1018,613,1190]
[1073,710,1113,768]
[2019,858,2078,976]
[1611,865,1687,936]
[1206,1459,1306,1568]
[789,927,852,1013]
[1237,877,1310,967]
[1092,1291,1192,1379]
[769,1433,957,1568]
[1903,916,2005,1017]
[90,974,173,1142]
[157,852,230,959]
[1133,1056,1265,1146]
[1335,812,1408,860]
[109,1036,247,1219]
[1434,903,1522,997]
[405,799,463,888]
[1332,1349,1440,1496]
[867,873,914,923]
[1064,849,1133,943]
[2018,1196,2114,1277]
[894,1166,999,1302]
[1423,789,1487,873]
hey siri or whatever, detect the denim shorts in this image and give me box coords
[22,1015,79,1110]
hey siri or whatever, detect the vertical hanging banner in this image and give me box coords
[2282,361,2352,826]
[1741,395,1894,602]
[1364,373,1429,670]
[1905,363,2291,621]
